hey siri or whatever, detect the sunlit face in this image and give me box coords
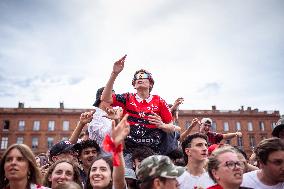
[212,152,244,187]
[49,162,75,189]
[200,123,211,133]
[260,150,284,184]
[134,72,151,91]
[4,148,29,182]
[79,147,98,168]
[89,159,112,189]
[186,137,208,161]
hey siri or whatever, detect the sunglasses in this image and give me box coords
[134,73,150,80]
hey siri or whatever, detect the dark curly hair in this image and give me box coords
[74,139,100,156]
[131,69,154,92]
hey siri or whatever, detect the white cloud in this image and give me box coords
[0,0,283,114]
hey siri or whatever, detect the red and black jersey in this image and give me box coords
[112,93,172,154]
[207,131,224,146]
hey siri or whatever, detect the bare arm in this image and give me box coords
[112,114,130,189]
[69,111,95,144]
[222,131,242,140]
[179,118,199,142]
[148,113,181,133]
[170,97,184,113]
[101,55,127,104]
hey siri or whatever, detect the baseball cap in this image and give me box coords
[93,87,115,107]
[125,168,137,180]
[49,140,75,159]
[208,144,220,156]
[201,118,212,125]
[272,118,284,138]
[93,87,105,107]
[136,155,185,182]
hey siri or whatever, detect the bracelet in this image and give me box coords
[103,135,123,166]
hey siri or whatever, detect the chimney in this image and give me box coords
[241,106,244,111]
[18,102,24,108]
[212,105,216,111]
[247,107,251,111]
[60,102,64,109]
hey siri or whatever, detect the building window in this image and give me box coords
[237,137,243,147]
[18,120,25,131]
[235,122,241,131]
[248,122,253,131]
[33,121,40,131]
[226,139,231,144]
[48,121,55,131]
[212,121,217,132]
[62,137,69,141]
[17,137,24,144]
[32,137,39,149]
[62,121,69,131]
[223,122,229,132]
[3,120,10,131]
[1,137,8,149]
[259,121,265,131]
[185,120,191,129]
[271,122,276,129]
[47,137,54,149]
[249,135,255,148]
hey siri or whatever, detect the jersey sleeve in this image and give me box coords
[158,96,173,124]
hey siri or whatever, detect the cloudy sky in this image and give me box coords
[0,0,283,114]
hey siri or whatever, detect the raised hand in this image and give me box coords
[79,110,95,126]
[104,107,123,120]
[191,117,200,128]
[113,55,127,75]
[174,97,184,107]
[148,112,164,128]
[111,114,130,147]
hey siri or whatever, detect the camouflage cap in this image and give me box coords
[136,155,185,182]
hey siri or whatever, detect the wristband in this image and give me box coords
[103,135,123,166]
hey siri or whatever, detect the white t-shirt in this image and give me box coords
[88,107,112,155]
[177,170,215,189]
[241,170,284,189]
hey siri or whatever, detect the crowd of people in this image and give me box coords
[1,55,284,189]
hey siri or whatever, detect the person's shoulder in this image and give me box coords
[177,170,189,183]
[201,171,215,184]
[241,170,260,188]
[243,170,258,178]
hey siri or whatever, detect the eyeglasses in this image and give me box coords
[222,161,245,170]
[135,73,149,80]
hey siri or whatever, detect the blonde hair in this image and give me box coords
[207,147,237,182]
